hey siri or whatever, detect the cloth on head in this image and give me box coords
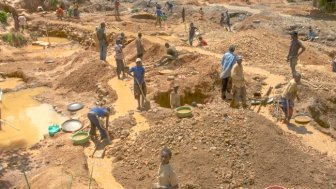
[231,62,245,88]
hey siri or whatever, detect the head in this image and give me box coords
[198,36,203,40]
[200,7,203,11]
[100,22,106,28]
[221,13,224,16]
[138,32,142,38]
[106,107,111,114]
[308,26,312,30]
[161,147,172,164]
[136,58,142,66]
[121,32,125,37]
[290,31,298,40]
[173,85,179,92]
[236,56,243,64]
[294,72,301,83]
[165,42,170,48]
[228,45,236,53]
[190,22,194,27]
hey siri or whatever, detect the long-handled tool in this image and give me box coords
[0,119,20,131]
[128,73,151,110]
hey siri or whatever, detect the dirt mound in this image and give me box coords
[112,103,336,188]
[57,55,115,94]
[131,14,156,20]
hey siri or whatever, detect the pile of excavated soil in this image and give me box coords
[57,55,115,94]
[111,102,336,189]
[124,40,166,64]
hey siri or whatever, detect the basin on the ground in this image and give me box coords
[0,88,67,149]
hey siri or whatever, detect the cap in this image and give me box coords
[136,58,142,62]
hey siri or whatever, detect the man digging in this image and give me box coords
[129,58,147,111]
[88,107,111,142]
[281,72,301,125]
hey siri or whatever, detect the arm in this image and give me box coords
[298,43,305,57]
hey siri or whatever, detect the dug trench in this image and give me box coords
[1,1,336,189]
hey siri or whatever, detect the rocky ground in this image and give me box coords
[0,0,336,189]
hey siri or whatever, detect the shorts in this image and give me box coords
[281,97,294,108]
[134,82,147,99]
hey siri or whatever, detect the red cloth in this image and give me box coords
[56,8,64,16]
[115,0,120,8]
[200,39,207,46]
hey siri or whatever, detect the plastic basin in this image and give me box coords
[294,115,312,124]
[48,124,60,137]
[265,186,286,189]
[71,131,89,145]
[175,106,192,118]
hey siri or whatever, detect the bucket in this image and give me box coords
[48,124,60,137]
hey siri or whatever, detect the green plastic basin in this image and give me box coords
[72,131,89,145]
[48,124,60,137]
[175,106,192,118]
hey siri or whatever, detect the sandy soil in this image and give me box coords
[0,0,336,188]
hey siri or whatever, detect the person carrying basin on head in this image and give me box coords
[152,147,179,189]
[88,107,110,142]
[157,43,178,66]
[281,72,301,125]
[230,56,247,109]
[115,39,126,79]
[220,45,237,100]
[287,31,305,78]
[96,22,109,62]
[129,58,147,110]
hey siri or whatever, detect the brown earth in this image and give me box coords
[1,0,336,189]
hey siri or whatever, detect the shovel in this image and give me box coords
[129,74,150,111]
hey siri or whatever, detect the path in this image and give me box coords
[84,57,150,189]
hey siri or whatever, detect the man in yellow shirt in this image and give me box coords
[281,72,301,124]
[230,56,247,108]
[152,148,179,189]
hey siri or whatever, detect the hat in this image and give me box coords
[236,56,242,61]
[136,58,142,62]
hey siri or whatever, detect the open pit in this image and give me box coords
[1,0,336,189]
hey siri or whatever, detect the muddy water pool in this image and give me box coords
[0,87,67,149]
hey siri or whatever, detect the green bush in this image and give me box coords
[0,11,8,24]
[49,0,59,8]
[319,0,336,12]
[2,32,27,47]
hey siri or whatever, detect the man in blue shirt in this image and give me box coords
[129,58,147,110]
[88,107,110,141]
[220,45,236,100]
[155,6,162,28]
